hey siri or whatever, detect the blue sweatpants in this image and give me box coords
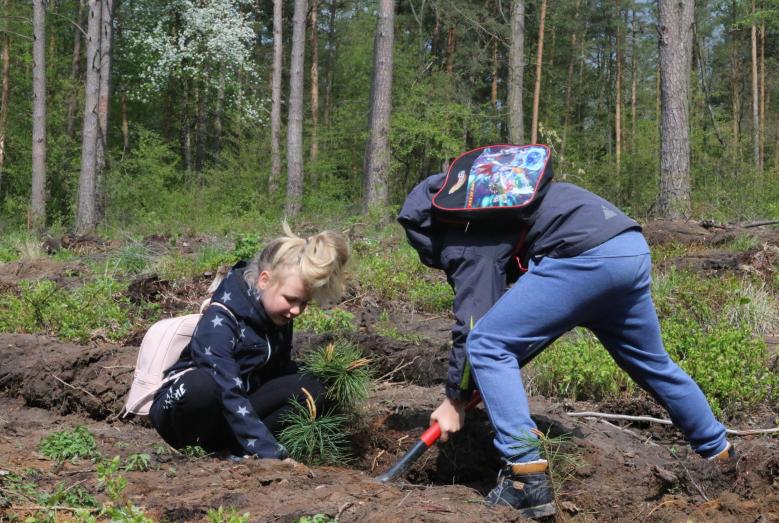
[467,230,728,462]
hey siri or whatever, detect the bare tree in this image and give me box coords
[31,0,47,230]
[0,0,10,193]
[615,0,622,177]
[285,0,307,217]
[362,0,395,213]
[560,0,581,170]
[530,0,547,143]
[269,0,283,193]
[95,0,113,218]
[324,0,338,126]
[750,0,759,170]
[310,0,319,164]
[657,0,693,218]
[76,0,102,234]
[66,0,84,139]
[507,0,525,144]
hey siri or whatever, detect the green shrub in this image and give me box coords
[279,398,350,466]
[663,320,778,416]
[39,426,99,463]
[295,515,336,523]
[296,305,355,334]
[303,340,373,408]
[530,329,635,401]
[124,453,151,472]
[0,278,145,343]
[181,445,208,458]
[206,506,250,523]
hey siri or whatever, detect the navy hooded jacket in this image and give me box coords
[163,262,294,459]
[398,174,640,400]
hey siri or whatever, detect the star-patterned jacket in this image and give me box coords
[164,262,294,459]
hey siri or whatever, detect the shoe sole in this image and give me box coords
[518,502,556,519]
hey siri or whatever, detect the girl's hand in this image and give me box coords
[430,397,467,443]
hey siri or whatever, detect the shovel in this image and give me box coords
[376,391,483,483]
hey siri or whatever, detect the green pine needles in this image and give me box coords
[278,388,350,465]
[303,340,374,409]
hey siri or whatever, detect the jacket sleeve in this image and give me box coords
[442,251,508,401]
[189,307,287,459]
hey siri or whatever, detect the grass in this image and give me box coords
[206,506,251,523]
[296,305,356,334]
[303,340,374,408]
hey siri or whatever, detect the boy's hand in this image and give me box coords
[430,397,467,443]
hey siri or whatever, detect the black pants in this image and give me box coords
[149,368,327,455]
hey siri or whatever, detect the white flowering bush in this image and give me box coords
[119,0,267,122]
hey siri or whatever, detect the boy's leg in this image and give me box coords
[467,254,613,462]
[586,253,728,458]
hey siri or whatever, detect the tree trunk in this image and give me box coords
[76,0,102,234]
[507,0,525,144]
[491,37,498,111]
[615,0,622,178]
[445,25,455,74]
[269,0,283,194]
[66,0,84,140]
[530,0,546,144]
[0,0,10,194]
[759,20,764,170]
[630,7,637,153]
[31,0,47,230]
[120,88,129,156]
[214,69,225,154]
[657,0,693,219]
[324,0,337,126]
[730,0,740,163]
[362,0,395,213]
[95,0,112,219]
[285,0,307,217]
[310,0,319,164]
[559,0,581,171]
[195,84,206,172]
[750,0,759,170]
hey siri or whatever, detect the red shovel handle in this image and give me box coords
[376,391,482,483]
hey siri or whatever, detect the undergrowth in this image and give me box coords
[303,340,374,408]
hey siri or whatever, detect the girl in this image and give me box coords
[150,224,350,459]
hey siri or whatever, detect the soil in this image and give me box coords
[1,221,778,522]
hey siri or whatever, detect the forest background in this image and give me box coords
[1,0,777,238]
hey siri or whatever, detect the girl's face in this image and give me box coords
[257,267,310,326]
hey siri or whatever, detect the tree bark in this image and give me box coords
[560,0,581,170]
[120,88,129,156]
[445,25,455,75]
[759,19,764,171]
[507,0,525,144]
[657,0,693,219]
[214,69,225,154]
[324,0,337,126]
[95,0,112,219]
[730,0,740,163]
[310,0,319,164]
[76,0,102,234]
[66,0,84,140]
[530,0,546,144]
[269,0,283,194]
[750,0,759,170]
[31,0,47,230]
[614,0,622,178]
[285,0,307,217]
[362,0,395,213]
[491,36,498,110]
[630,6,637,153]
[0,0,10,194]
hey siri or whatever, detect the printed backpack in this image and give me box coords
[432,144,553,223]
[122,300,234,417]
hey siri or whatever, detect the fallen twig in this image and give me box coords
[567,411,779,436]
[598,419,659,447]
[51,374,101,405]
[743,220,779,228]
[671,451,709,502]
[335,500,353,521]
[376,356,421,383]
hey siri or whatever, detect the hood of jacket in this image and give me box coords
[211,261,278,333]
[397,173,447,270]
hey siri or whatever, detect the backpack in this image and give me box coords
[432,144,553,223]
[122,300,235,417]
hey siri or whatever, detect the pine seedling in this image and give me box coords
[510,429,581,493]
[303,340,373,409]
[278,388,350,466]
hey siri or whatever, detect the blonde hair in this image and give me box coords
[239,222,350,306]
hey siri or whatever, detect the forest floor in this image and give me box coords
[1,220,778,522]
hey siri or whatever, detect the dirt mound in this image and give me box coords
[643,219,779,247]
[0,258,88,285]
